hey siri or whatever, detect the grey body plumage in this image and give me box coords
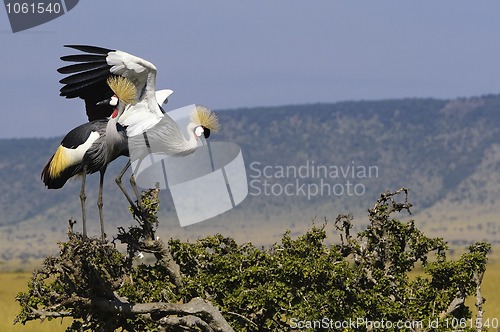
[42,76,135,240]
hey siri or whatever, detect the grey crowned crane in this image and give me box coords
[57,45,221,206]
[42,76,137,240]
[58,45,173,136]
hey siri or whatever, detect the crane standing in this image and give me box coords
[42,76,137,240]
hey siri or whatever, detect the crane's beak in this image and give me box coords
[96,98,120,118]
[96,96,118,106]
[96,98,111,106]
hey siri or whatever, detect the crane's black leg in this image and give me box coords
[116,160,142,216]
[98,168,106,241]
[80,167,87,238]
[116,160,135,206]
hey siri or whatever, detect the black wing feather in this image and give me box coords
[85,97,115,120]
[59,67,112,85]
[59,75,109,96]
[58,62,109,74]
[61,78,115,120]
[61,119,107,149]
[60,54,106,62]
[64,45,113,54]
[58,45,157,122]
[58,45,117,121]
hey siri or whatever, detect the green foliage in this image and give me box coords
[15,231,131,331]
[170,229,353,330]
[169,189,490,331]
[15,189,491,331]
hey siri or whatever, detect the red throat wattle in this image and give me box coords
[111,109,118,119]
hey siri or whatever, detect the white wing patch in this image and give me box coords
[65,131,101,166]
[49,131,100,178]
[119,99,163,136]
[106,50,158,107]
[107,50,155,78]
[156,89,174,105]
[122,113,163,137]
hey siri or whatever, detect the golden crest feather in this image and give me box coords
[107,76,137,105]
[191,105,220,132]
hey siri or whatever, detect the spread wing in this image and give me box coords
[58,45,159,121]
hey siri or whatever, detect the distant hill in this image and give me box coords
[2,95,500,269]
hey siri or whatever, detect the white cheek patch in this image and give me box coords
[110,96,119,106]
[194,126,204,137]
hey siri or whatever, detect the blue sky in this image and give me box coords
[1,1,500,138]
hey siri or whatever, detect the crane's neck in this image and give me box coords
[187,122,199,142]
[105,107,126,160]
[128,119,199,158]
[173,122,199,156]
[106,112,119,135]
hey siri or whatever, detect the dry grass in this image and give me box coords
[408,262,500,326]
[471,264,500,325]
[0,273,70,332]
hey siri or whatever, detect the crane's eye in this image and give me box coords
[110,96,119,106]
[194,126,204,137]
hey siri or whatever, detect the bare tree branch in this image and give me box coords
[473,271,485,332]
[92,297,233,332]
[439,293,465,319]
